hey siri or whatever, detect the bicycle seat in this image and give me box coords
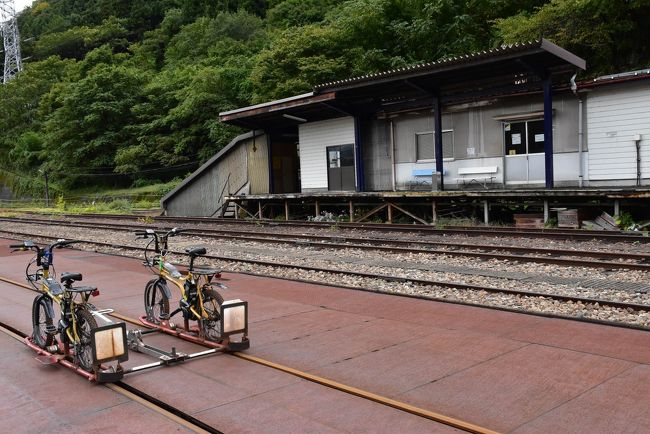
[66,285,96,294]
[61,272,82,284]
[185,247,207,257]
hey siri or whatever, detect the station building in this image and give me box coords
[161,40,650,222]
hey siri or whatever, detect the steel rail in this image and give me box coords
[2,229,649,319]
[0,320,219,434]
[3,217,650,271]
[6,216,650,260]
[20,211,650,242]
[108,312,498,434]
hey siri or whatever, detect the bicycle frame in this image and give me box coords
[139,228,220,320]
[14,240,89,342]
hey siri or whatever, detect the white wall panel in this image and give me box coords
[298,117,355,191]
[587,82,650,181]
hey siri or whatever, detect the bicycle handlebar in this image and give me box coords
[9,240,37,252]
[9,239,76,254]
[134,228,184,239]
[52,239,77,249]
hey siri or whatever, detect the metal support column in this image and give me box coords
[433,94,445,191]
[284,201,289,221]
[354,117,365,192]
[349,201,354,222]
[258,202,263,219]
[315,201,320,217]
[614,200,620,217]
[543,75,554,189]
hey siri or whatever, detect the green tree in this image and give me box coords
[42,63,148,186]
[495,0,650,75]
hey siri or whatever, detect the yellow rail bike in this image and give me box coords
[135,228,229,342]
[10,239,127,379]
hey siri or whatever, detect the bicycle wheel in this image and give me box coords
[74,308,98,372]
[199,287,224,341]
[144,280,169,323]
[31,296,54,348]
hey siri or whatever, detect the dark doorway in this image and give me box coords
[327,144,355,191]
[271,140,300,193]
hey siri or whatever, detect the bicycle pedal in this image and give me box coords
[46,344,60,353]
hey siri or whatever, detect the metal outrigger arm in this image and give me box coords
[123,329,224,374]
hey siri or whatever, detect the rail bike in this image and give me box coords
[134,228,249,351]
[10,239,128,382]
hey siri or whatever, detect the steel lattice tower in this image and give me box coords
[0,0,21,83]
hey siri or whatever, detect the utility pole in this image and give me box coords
[44,171,49,207]
[0,0,22,83]
[39,169,49,207]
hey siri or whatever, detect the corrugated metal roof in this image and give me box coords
[578,68,650,89]
[314,39,585,92]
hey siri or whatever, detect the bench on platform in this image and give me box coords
[411,168,448,177]
[456,166,498,188]
[409,168,447,190]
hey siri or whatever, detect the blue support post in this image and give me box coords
[543,76,554,189]
[433,94,444,191]
[354,116,365,192]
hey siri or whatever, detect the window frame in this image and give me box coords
[503,118,545,157]
[415,129,454,162]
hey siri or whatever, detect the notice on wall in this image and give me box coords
[511,133,521,145]
[509,150,517,155]
[535,134,544,142]
[467,147,476,157]
[504,123,511,132]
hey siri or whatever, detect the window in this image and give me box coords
[504,120,544,155]
[416,130,453,161]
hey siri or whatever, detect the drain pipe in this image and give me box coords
[390,120,396,191]
[570,74,584,188]
[635,134,642,186]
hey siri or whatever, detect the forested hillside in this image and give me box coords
[1,0,649,195]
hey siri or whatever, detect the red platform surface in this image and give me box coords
[1,237,649,433]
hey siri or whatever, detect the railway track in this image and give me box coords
[0,274,496,434]
[3,216,650,271]
[2,228,649,332]
[26,211,650,243]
